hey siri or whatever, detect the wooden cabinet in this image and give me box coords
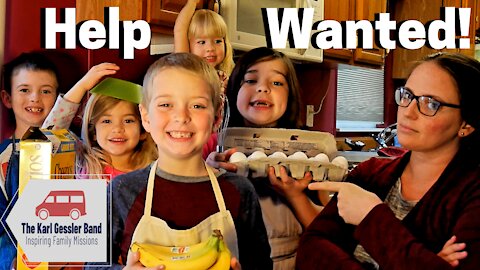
[76,0,215,35]
[146,0,214,34]
[323,0,355,60]
[353,0,387,65]
[76,0,145,23]
[323,0,387,66]
[392,0,478,78]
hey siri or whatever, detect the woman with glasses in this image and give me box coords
[296,52,480,270]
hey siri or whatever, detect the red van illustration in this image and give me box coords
[35,190,86,220]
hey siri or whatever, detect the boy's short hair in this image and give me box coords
[2,52,59,94]
[142,53,222,112]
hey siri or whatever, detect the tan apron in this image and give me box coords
[130,160,239,259]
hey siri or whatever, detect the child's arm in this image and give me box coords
[42,63,119,129]
[174,0,199,53]
[64,63,119,104]
[437,235,467,267]
[268,167,322,227]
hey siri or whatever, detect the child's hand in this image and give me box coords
[64,62,119,104]
[230,256,241,270]
[82,63,120,92]
[213,0,220,13]
[317,190,332,206]
[206,148,238,172]
[125,250,165,270]
[437,236,467,267]
[268,166,311,200]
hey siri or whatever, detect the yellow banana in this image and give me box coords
[130,230,223,270]
[131,234,214,260]
[208,239,231,270]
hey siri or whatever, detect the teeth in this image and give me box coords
[251,101,269,107]
[110,138,126,142]
[169,132,192,138]
[26,107,43,112]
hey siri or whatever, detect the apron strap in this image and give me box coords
[144,160,158,217]
[144,161,228,216]
[205,164,227,213]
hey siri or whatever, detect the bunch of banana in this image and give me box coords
[207,237,231,270]
[130,230,231,270]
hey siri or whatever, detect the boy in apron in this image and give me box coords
[87,53,272,270]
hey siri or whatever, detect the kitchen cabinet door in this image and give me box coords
[146,0,214,34]
[76,0,145,23]
[392,0,442,79]
[323,0,355,60]
[392,0,477,78]
[323,0,386,66]
[353,0,387,65]
[455,0,477,57]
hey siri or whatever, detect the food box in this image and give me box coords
[17,127,77,269]
[223,128,348,181]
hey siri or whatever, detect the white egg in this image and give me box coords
[268,151,288,159]
[309,153,329,163]
[248,150,267,160]
[229,152,248,163]
[288,151,308,160]
[331,156,349,170]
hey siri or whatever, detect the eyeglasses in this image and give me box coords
[395,86,460,116]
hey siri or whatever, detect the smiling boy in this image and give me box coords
[100,53,272,270]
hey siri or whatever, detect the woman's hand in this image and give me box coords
[308,182,382,225]
[206,148,238,172]
[437,236,467,267]
[124,250,165,270]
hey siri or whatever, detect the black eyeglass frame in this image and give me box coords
[395,86,461,116]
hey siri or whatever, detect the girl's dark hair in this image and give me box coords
[420,52,480,159]
[2,52,59,94]
[226,47,303,128]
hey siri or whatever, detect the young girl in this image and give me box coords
[208,47,321,270]
[174,0,234,78]
[0,52,59,270]
[174,0,235,157]
[42,64,157,180]
[95,53,272,270]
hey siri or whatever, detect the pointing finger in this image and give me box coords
[308,181,344,192]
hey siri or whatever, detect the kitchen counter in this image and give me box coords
[337,150,379,167]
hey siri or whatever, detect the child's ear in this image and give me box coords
[139,104,151,132]
[1,90,13,109]
[212,106,223,132]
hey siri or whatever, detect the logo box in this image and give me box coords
[17,127,77,269]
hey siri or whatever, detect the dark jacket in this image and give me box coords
[297,152,480,269]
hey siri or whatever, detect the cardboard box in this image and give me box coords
[224,127,338,157]
[223,128,347,181]
[17,127,76,269]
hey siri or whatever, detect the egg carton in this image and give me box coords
[230,152,348,181]
[224,127,338,158]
